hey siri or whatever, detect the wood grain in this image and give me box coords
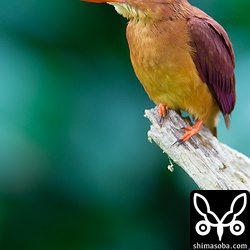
[145,107,250,191]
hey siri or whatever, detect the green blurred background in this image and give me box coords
[0,0,249,249]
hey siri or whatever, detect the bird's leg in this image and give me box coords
[158,103,168,127]
[176,120,204,144]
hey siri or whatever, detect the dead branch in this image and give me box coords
[144,107,250,191]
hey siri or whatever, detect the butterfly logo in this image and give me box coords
[193,193,247,241]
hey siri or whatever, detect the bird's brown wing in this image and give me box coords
[187,10,236,128]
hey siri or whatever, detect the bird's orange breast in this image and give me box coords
[126,18,219,126]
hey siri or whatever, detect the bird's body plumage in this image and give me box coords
[83,0,236,140]
[126,6,220,135]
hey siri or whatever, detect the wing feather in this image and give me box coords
[187,10,236,127]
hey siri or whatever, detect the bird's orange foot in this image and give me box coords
[158,103,168,127]
[175,120,204,145]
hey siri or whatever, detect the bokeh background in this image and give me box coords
[0,0,249,249]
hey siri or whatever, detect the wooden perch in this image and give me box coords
[144,107,250,191]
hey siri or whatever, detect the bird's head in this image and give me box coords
[82,0,186,21]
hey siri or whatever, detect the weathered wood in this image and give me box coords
[144,107,250,191]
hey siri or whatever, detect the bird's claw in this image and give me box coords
[172,120,204,145]
[159,115,165,127]
[172,138,185,146]
[158,103,168,127]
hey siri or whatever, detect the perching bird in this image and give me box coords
[82,0,236,143]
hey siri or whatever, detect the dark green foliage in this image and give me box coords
[0,0,249,249]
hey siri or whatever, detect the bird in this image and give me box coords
[82,0,236,143]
